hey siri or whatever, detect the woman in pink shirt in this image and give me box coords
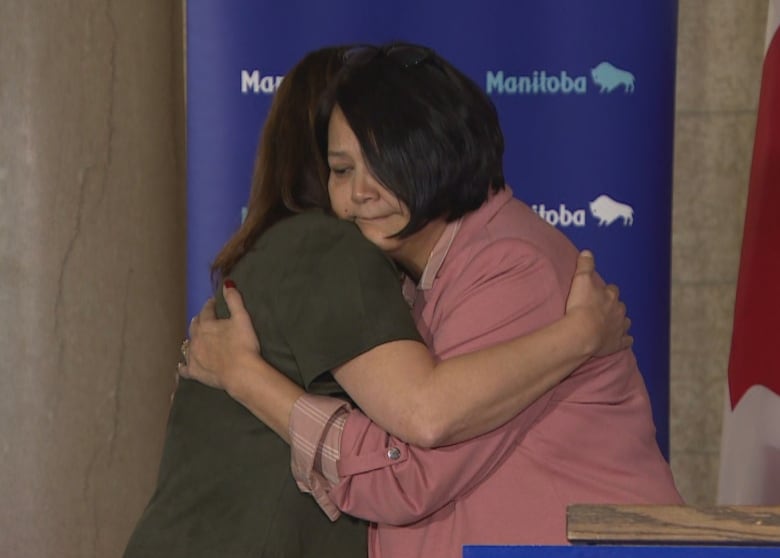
[182,43,681,557]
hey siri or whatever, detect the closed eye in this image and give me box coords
[330,166,352,177]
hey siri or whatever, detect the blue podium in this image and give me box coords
[463,546,776,558]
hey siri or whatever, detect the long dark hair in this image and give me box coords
[211,47,348,279]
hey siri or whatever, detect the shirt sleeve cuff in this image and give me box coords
[289,393,351,520]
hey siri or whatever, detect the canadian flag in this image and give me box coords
[717,0,780,504]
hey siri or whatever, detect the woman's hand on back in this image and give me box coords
[565,250,633,357]
[179,283,263,395]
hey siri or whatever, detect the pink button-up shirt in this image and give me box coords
[289,187,682,558]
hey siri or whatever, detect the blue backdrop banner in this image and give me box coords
[185,0,678,455]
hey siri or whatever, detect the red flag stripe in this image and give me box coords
[727,22,780,409]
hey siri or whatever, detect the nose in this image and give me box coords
[351,174,379,204]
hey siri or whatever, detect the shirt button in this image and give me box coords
[387,447,401,460]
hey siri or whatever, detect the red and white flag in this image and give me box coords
[717,0,780,505]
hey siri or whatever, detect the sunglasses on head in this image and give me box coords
[342,43,437,69]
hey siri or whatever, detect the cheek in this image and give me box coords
[395,200,411,227]
[386,192,409,218]
[328,184,350,217]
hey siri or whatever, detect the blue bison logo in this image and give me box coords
[591,62,635,93]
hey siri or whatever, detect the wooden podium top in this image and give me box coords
[567,504,780,545]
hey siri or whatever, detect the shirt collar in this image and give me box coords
[401,218,462,305]
[418,219,462,290]
[400,186,515,303]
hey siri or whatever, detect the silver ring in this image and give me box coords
[180,338,190,363]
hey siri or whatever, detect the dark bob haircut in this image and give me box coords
[315,42,506,238]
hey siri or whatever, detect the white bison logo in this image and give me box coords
[589,195,634,226]
[591,61,635,93]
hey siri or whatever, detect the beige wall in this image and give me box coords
[0,0,767,555]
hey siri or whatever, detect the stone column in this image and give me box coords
[0,1,185,556]
[670,0,767,505]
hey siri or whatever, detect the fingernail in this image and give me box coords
[224,279,236,289]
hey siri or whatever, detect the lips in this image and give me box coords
[354,214,391,222]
